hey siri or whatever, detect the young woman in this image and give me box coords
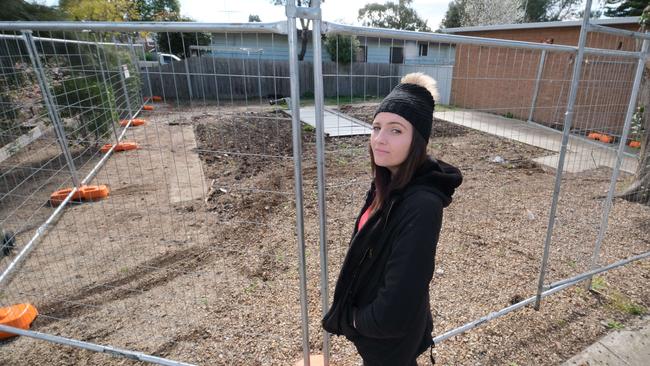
[322,73,463,365]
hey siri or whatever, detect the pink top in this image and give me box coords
[357,206,372,231]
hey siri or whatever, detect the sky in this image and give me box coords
[40,0,453,30]
[39,1,599,30]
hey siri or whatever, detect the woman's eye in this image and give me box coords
[372,126,380,131]
[391,129,401,134]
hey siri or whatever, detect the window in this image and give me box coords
[355,45,368,63]
[419,44,428,57]
[390,47,403,64]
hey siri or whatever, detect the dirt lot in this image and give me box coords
[0,103,648,366]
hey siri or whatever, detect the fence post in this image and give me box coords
[527,50,547,123]
[534,0,593,310]
[286,1,311,365]
[586,36,649,289]
[310,1,330,365]
[21,30,80,188]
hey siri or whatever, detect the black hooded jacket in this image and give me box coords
[322,157,462,365]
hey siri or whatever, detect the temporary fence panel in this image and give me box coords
[0,2,648,365]
[316,14,649,366]
[0,23,312,366]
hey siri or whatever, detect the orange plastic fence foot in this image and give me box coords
[629,140,641,148]
[50,185,110,206]
[587,132,602,141]
[100,142,139,153]
[0,303,38,340]
[120,118,146,127]
[587,132,613,144]
[598,134,613,143]
[294,355,327,366]
[143,105,154,111]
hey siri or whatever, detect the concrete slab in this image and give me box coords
[165,124,207,204]
[126,118,206,204]
[562,316,650,366]
[435,109,639,174]
[285,106,371,137]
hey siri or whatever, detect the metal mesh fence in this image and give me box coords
[0,6,648,366]
[0,26,310,365]
[318,23,649,365]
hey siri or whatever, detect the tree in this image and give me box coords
[461,0,524,26]
[249,14,262,22]
[357,0,431,31]
[440,0,466,29]
[1,0,65,21]
[60,0,137,21]
[272,1,318,61]
[155,18,212,58]
[604,0,650,17]
[134,0,181,21]
[323,35,360,64]
[522,0,581,22]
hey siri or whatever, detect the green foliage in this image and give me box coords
[605,320,625,329]
[520,0,581,22]
[631,106,645,141]
[591,276,608,292]
[249,14,262,22]
[1,0,65,21]
[54,76,117,144]
[156,22,212,58]
[441,0,466,29]
[358,0,431,32]
[60,0,136,21]
[604,0,649,18]
[609,291,647,315]
[134,0,181,21]
[323,35,360,65]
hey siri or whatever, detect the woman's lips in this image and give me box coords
[374,148,389,154]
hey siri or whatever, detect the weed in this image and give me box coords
[591,276,607,292]
[302,124,315,133]
[609,291,647,316]
[605,320,624,330]
[244,281,258,294]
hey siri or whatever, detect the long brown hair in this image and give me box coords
[368,130,428,214]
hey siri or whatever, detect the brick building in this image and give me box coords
[441,17,642,137]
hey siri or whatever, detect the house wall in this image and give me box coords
[449,23,641,136]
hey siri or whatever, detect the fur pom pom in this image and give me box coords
[400,72,439,103]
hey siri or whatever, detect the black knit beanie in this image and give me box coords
[374,83,435,142]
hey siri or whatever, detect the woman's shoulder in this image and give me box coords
[395,189,444,216]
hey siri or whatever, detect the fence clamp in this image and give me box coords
[285,5,321,20]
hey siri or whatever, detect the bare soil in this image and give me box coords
[0,103,648,366]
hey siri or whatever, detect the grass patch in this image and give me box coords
[605,320,625,330]
[609,291,647,316]
[591,276,607,292]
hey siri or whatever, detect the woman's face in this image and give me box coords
[371,112,413,175]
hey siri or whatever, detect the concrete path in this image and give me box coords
[124,110,206,204]
[290,105,639,174]
[562,316,650,366]
[286,106,371,137]
[435,109,639,174]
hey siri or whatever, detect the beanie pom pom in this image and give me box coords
[400,72,439,103]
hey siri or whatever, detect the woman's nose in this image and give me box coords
[373,128,387,144]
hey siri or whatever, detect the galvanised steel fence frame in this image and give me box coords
[0,0,647,365]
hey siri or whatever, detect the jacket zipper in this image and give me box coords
[345,198,397,297]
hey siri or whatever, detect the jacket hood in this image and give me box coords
[401,157,463,207]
